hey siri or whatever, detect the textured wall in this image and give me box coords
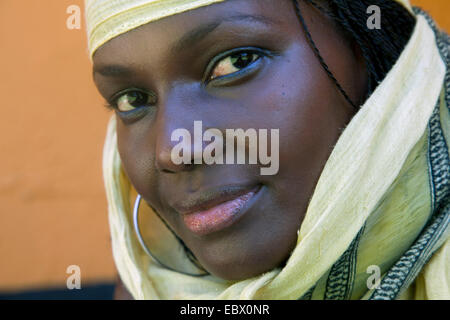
[0,0,448,291]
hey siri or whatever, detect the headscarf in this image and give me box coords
[86,0,450,299]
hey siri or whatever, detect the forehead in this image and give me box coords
[92,0,290,64]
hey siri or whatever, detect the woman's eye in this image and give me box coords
[210,52,261,80]
[115,91,153,112]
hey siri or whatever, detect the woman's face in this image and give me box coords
[93,0,367,280]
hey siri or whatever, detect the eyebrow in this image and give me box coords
[93,64,134,77]
[93,13,276,78]
[172,13,276,53]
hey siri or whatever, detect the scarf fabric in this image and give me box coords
[86,0,225,58]
[91,1,450,299]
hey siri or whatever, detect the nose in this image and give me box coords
[155,138,193,173]
[153,86,204,173]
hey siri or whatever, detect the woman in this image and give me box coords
[86,0,449,299]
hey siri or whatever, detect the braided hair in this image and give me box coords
[293,0,416,109]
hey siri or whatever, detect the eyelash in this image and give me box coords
[203,47,270,83]
[105,47,273,113]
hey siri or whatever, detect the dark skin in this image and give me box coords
[93,0,367,294]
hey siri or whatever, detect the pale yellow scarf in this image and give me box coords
[88,0,450,299]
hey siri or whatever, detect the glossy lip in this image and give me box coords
[172,184,262,237]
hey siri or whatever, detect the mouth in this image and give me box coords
[173,184,262,237]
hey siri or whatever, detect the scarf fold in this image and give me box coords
[96,2,449,300]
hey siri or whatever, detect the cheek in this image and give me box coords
[254,43,352,175]
[116,119,158,199]
[246,43,354,215]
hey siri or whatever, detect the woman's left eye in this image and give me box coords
[209,51,261,80]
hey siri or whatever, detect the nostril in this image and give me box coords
[160,168,175,174]
[155,145,196,173]
[160,163,194,174]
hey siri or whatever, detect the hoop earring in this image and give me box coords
[133,194,209,277]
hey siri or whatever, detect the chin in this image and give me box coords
[198,248,289,281]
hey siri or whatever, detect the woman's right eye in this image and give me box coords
[114,90,155,112]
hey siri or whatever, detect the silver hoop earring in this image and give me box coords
[133,194,208,277]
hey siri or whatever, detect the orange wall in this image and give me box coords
[0,0,448,291]
[0,1,113,290]
[414,0,450,31]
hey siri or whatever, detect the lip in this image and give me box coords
[173,185,262,236]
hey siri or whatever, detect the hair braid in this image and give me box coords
[294,0,416,105]
[293,0,359,109]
